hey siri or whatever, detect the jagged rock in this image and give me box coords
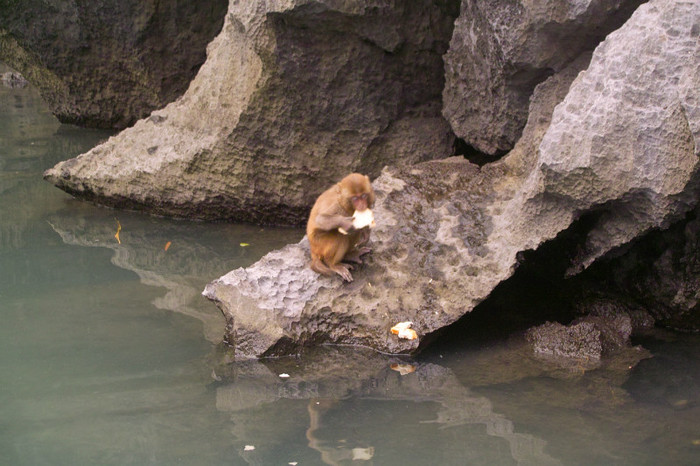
[203,55,590,358]
[531,0,700,272]
[204,0,699,358]
[0,0,227,128]
[586,204,700,331]
[1,71,27,88]
[525,315,633,363]
[43,1,457,224]
[442,0,643,155]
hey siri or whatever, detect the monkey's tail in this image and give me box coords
[310,256,335,276]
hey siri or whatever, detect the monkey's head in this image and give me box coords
[339,173,375,213]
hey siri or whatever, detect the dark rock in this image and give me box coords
[442,0,644,155]
[43,0,458,224]
[0,0,227,128]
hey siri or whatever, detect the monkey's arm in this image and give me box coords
[313,213,355,233]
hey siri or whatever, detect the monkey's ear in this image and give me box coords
[365,175,370,183]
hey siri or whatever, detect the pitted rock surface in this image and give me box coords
[205,0,700,358]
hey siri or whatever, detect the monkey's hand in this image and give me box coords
[337,217,356,235]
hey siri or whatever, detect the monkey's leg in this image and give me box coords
[342,246,371,264]
[327,238,354,282]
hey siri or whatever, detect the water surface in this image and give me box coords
[1,68,699,466]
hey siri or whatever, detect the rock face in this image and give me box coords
[0,0,227,128]
[204,0,700,358]
[442,0,644,155]
[43,1,457,225]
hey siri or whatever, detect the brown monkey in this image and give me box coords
[306,173,375,282]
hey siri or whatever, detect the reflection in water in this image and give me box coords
[212,346,565,465]
[46,209,301,342]
[2,64,700,466]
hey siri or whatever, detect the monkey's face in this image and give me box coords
[351,192,370,212]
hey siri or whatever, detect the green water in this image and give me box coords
[1,72,699,466]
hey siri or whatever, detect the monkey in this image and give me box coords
[306,173,375,282]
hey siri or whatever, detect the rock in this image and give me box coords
[0,0,227,128]
[531,0,700,272]
[525,314,633,363]
[1,71,27,88]
[442,0,644,155]
[204,0,699,358]
[203,55,590,358]
[586,204,700,331]
[43,1,457,224]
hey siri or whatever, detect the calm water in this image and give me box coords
[1,70,699,466]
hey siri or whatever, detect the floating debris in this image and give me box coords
[114,219,122,244]
[390,363,416,375]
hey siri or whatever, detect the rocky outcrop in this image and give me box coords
[0,0,227,128]
[43,1,457,224]
[204,0,700,358]
[526,315,633,362]
[442,0,644,155]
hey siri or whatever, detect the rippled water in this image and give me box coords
[1,68,699,466]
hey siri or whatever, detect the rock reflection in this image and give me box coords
[213,346,562,465]
[47,209,301,342]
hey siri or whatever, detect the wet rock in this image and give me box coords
[204,0,699,358]
[1,71,27,88]
[43,1,457,224]
[442,0,643,155]
[0,0,227,128]
[526,315,633,362]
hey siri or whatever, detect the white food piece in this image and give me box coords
[338,209,375,235]
[352,208,375,229]
[397,328,418,340]
[391,321,413,332]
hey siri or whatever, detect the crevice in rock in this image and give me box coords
[453,137,506,166]
[422,212,604,352]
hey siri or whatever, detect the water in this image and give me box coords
[1,70,699,466]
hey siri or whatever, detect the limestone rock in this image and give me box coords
[203,54,589,358]
[531,0,700,272]
[442,0,643,155]
[43,1,457,224]
[204,0,699,358]
[0,0,227,128]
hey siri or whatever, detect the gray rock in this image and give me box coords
[43,1,457,224]
[203,55,590,358]
[525,314,633,362]
[532,0,700,272]
[0,0,227,128]
[442,0,643,155]
[1,71,27,88]
[204,0,700,358]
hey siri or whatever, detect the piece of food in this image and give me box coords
[390,321,418,340]
[338,208,375,235]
